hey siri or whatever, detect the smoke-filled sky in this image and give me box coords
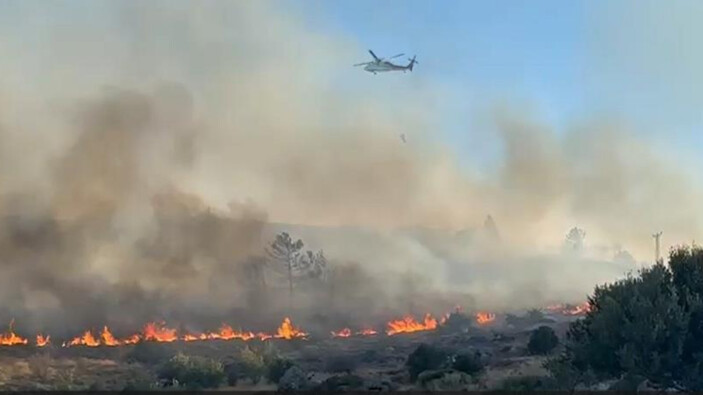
[0,1,702,327]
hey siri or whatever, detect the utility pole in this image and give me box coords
[652,232,662,264]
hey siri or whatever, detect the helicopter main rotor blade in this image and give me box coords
[353,62,371,67]
[387,53,405,59]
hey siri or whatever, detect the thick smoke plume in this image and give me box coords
[0,1,701,334]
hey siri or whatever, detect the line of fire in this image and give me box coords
[0,303,590,348]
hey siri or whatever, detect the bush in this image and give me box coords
[417,369,474,390]
[223,361,238,386]
[315,374,365,391]
[406,343,448,380]
[238,346,266,383]
[451,350,484,375]
[266,357,294,384]
[277,366,310,391]
[156,353,225,389]
[550,246,703,390]
[324,354,358,373]
[528,326,559,355]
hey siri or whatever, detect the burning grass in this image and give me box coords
[0,302,589,350]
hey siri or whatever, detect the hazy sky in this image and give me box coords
[1,1,703,256]
[2,0,702,170]
[292,0,703,171]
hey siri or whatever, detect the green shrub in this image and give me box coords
[315,374,365,391]
[266,357,295,384]
[550,246,703,390]
[451,350,484,375]
[239,346,266,383]
[528,326,559,355]
[223,361,238,386]
[406,343,448,380]
[417,369,474,390]
[156,353,225,389]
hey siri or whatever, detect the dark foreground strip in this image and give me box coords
[0,392,679,395]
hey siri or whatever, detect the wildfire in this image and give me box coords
[275,317,307,340]
[122,333,141,345]
[330,327,378,338]
[475,312,496,325]
[181,324,268,342]
[564,302,592,316]
[101,326,121,346]
[439,313,451,325]
[65,330,100,347]
[331,328,352,338]
[4,309,509,347]
[545,301,591,316]
[36,334,50,347]
[0,320,28,346]
[386,313,438,336]
[143,322,178,343]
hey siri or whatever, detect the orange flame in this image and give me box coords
[564,302,591,316]
[275,317,307,339]
[65,330,100,347]
[545,301,591,316]
[143,322,178,342]
[386,313,438,336]
[36,334,50,347]
[0,320,28,346]
[122,333,141,345]
[475,312,496,325]
[331,327,377,338]
[101,326,121,346]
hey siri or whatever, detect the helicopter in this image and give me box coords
[354,50,418,74]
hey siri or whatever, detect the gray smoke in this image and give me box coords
[0,1,700,334]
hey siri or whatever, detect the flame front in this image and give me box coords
[545,301,591,316]
[331,327,377,337]
[475,312,496,325]
[0,320,28,346]
[143,322,178,342]
[5,302,594,347]
[36,334,50,347]
[66,330,100,347]
[386,313,438,335]
[275,317,307,339]
[101,326,121,346]
[564,302,591,316]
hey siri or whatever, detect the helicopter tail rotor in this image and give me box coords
[407,56,418,71]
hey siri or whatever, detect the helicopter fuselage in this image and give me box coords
[364,61,406,73]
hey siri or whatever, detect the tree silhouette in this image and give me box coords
[565,227,586,253]
[266,232,304,298]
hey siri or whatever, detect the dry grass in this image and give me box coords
[0,354,154,391]
[481,356,549,389]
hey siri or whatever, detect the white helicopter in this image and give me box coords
[354,50,418,74]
